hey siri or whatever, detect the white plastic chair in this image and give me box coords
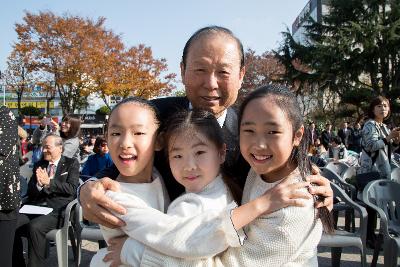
[45,199,79,267]
[326,161,350,177]
[75,202,105,266]
[318,182,368,267]
[391,167,400,183]
[362,179,400,267]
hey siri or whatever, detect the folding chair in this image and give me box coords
[318,182,367,267]
[362,179,400,267]
[45,199,79,267]
[326,161,350,177]
[74,202,105,266]
[391,167,400,183]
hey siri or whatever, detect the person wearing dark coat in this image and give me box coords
[321,122,333,150]
[0,106,21,267]
[349,122,362,153]
[338,121,352,149]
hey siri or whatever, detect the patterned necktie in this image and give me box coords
[48,164,55,179]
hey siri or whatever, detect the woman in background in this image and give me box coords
[32,114,82,160]
[359,96,400,179]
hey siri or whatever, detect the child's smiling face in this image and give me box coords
[107,102,159,182]
[168,130,225,193]
[239,96,303,182]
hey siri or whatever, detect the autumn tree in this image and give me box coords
[4,49,36,111]
[114,45,175,99]
[13,11,176,114]
[242,49,286,90]
[236,49,286,105]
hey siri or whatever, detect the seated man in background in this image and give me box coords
[13,133,80,267]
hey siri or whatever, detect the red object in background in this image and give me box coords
[21,140,28,156]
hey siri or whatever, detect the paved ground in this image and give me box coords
[42,240,387,267]
[41,215,389,266]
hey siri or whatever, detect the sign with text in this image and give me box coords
[6,101,55,109]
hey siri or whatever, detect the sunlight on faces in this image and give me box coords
[168,129,226,193]
[42,136,63,162]
[373,100,390,121]
[181,34,245,118]
[60,120,70,133]
[239,97,304,183]
[106,103,160,183]
[100,142,109,155]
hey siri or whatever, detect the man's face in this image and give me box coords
[42,136,63,162]
[181,34,245,118]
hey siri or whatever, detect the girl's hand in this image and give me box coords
[103,236,128,267]
[306,174,334,211]
[231,177,311,230]
[261,178,312,214]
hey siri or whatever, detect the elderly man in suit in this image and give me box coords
[13,133,79,267]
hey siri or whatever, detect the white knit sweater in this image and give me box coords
[140,168,322,267]
[90,168,169,267]
[118,174,244,266]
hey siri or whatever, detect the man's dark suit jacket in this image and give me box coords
[338,128,352,148]
[321,130,333,150]
[96,96,250,200]
[28,155,80,214]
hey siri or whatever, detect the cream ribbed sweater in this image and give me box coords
[140,168,322,267]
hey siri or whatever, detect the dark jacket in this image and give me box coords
[321,130,333,150]
[338,127,352,148]
[0,106,20,211]
[96,97,249,200]
[27,156,80,214]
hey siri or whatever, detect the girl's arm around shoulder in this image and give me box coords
[113,191,245,259]
[232,177,312,230]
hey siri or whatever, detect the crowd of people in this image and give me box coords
[0,25,399,267]
[307,96,400,174]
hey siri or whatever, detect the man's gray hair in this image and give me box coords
[44,133,63,147]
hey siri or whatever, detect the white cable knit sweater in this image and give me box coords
[140,168,322,267]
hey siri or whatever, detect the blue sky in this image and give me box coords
[1,0,308,88]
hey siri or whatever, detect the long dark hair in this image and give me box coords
[162,109,242,203]
[239,84,334,234]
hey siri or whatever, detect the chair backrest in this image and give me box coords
[321,167,356,199]
[363,179,400,232]
[391,168,400,183]
[326,161,350,177]
[330,182,367,238]
[321,167,345,184]
[342,166,357,180]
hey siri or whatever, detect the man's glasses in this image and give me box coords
[100,143,108,147]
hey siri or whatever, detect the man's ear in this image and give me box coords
[155,132,165,152]
[219,143,227,164]
[180,62,186,85]
[293,125,304,147]
[238,66,246,86]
